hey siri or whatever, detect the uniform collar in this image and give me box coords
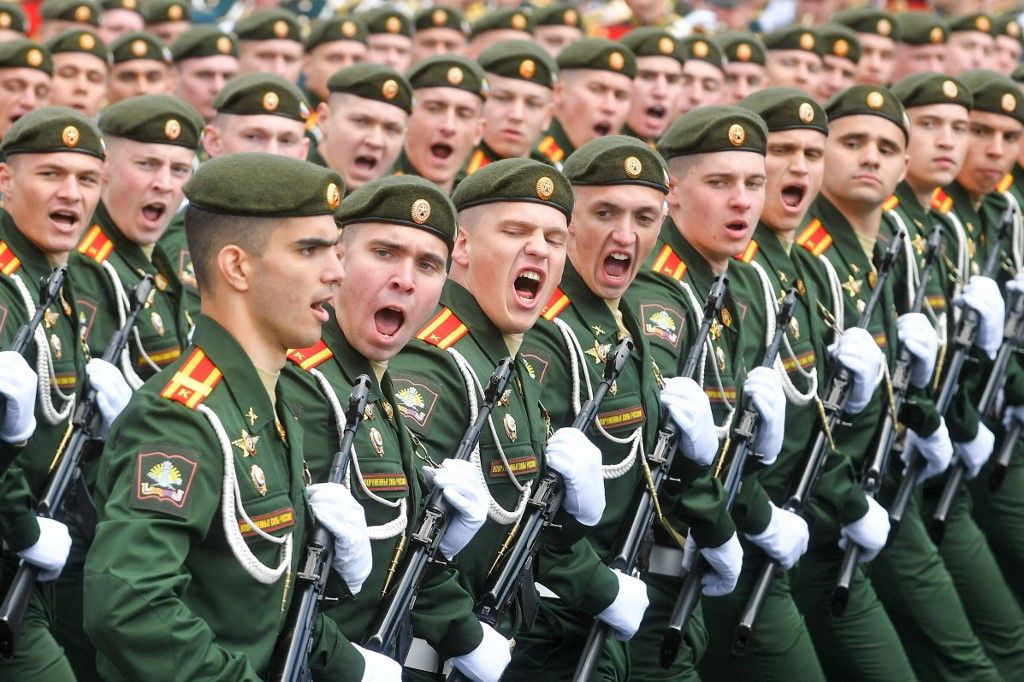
[0,210,57,291]
[440,280,515,363]
[660,216,723,293]
[810,193,879,272]
[545,117,576,157]
[558,261,619,328]
[319,304,385,404]
[894,182,928,225]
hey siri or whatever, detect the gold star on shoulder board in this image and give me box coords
[585,340,611,364]
[232,429,260,457]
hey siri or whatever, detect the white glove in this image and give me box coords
[896,313,939,388]
[597,570,649,641]
[423,459,488,560]
[352,643,401,681]
[953,276,1005,359]
[1003,402,1024,432]
[0,350,37,443]
[743,503,808,570]
[448,622,511,682]
[902,418,953,483]
[743,367,785,465]
[17,516,71,582]
[828,327,884,415]
[86,358,132,432]
[682,531,742,596]
[544,427,605,526]
[839,496,890,562]
[660,376,719,466]
[1007,272,1024,293]
[953,421,995,480]
[306,482,372,594]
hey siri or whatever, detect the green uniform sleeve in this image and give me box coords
[411,555,485,659]
[535,538,620,616]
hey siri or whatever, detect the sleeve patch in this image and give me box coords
[131,449,199,519]
[640,303,684,349]
[392,376,441,429]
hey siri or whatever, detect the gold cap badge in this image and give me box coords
[216,35,232,53]
[1002,92,1017,112]
[799,32,815,50]
[263,91,279,111]
[62,125,80,147]
[385,15,401,33]
[624,156,642,178]
[447,66,464,85]
[609,50,625,70]
[411,198,431,224]
[728,123,745,146]
[977,16,991,33]
[79,33,96,50]
[326,182,341,210]
[866,91,885,109]
[131,39,148,57]
[26,48,42,67]
[930,26,944,43]
[519,59,536,79]
[877,18,892,36]
[74,5,91,22]
[0,13,9,28]
[382,79,398,99]
[432,8,447,26]
[799,101,814,123]
[342,20,357,37]
[536,176,554,199]
[164,119,181,140]
[659,36,674,54]
[511,13,527,30]
[168,4,183,20]
[833,39,849,58]
[692,40,709,59]
[565,9,578,26]
[942,80,958,98]
[273,20,289,38]
[736,43,752,61]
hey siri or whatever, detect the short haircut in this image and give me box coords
[184,204,275,292]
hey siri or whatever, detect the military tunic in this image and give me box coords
[461,141,555,177]
[533,118,575,170]
[391,149,467,192]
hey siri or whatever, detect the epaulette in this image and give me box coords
[77,224,114,264]
[541,286,570,320]
[931,188,953,214]
[0,241,21,276]
[536,135,565,164]
[651,243,687,281]
[882,195,900,212]
[465,148,490,175]
[160,348,223,409]
[416,307,468,349]
[796,218,832,256]
[734,240,759,264]
[998,173,1014,194]
[287,339,333,371]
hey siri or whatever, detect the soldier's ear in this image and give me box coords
[215,244,252,293]
[203,124,222,157]
[317,101,331,138]
[451,224,471,268]
[0,162,10,200]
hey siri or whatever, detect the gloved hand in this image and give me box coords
[448,622,511,682]
[743,367,785,465]
[682,531,742,596]
[953,276,1004,359]
[896,312,939,388]
[423,459,488,560]
[306,482,372,594]
[828,327,884,415]
[953,421,995,480]
[544,427,605,526]
[839,496,890,562]
[743,502,808,570]
[1003,402,1024,432]
[0,350,37,443]
[1007,272,1024,294]
[86,358,132,432]
[902,418,953,483]
[660,376,718,466]
[17,516,71,581]
[597,570,649,641]
[352,643,402,681]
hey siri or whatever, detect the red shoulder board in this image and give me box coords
[734,240,759,263]
[796,219,833,256]
[998,173,1014,193]
[77,224,114,264]
[0,241,21,276]
[541,287,570,321]
[882,195,900,212]
[160,348,223,409]
[651,244,687,281]
[536,135,565,164]
[465,149,490,175]
[287,340,333,371]
[304,109,319,131]
[416,308,468,349]
[931,188,953,214]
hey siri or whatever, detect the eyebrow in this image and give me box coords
[369,238,446,267]
[294,237,337,249]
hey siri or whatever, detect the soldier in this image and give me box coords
[466,8,534,59]
[762,26,824,95]
[535,39,635,169]
[716,31,768,104]
[992,14,1024,76]
[170,25,240,124]
[815,24,861,103]
[234,8,304,84]
[619,28,685,146]
[946,14,996,75]
[45,28,108,118]
[141,0,190,46]
[590,0,686,42]
[281,175,511,680]
[38,0,100,41]
[97,0,142,45]
[834,7,897,87]
[302,15,368,118]
[533,3,584,58]
[106,31,174,103]
[0,1,28,41]
[360,6,414,74]
[0,39,51,142]
[392,55,485,194]
[0,107,126,680]
[676,36,726,116]
[411,6,469,64]
[891,12,949,81]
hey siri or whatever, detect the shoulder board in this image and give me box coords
[931,188,953,214]
[160,348,224,409]
[734,240,759,264]
[650,243,687,281]
[796,219,833,257]
[998,173,1015,193]
[416,307,468,349]
[541,286,570,321]
[882,195,900,211]
[0,241,21,276]
[465,149,490,175]
[537,135,565,164]
[286,339,333,371]
[304,110,319,131]
[77,224,114,264]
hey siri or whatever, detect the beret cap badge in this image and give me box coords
[799,102,815,122]
[565,10,578,25]
[217,36,232,53]
[659,36,674,54]
[736,43,752,61]
[799,32,815,50]
[536,176,554,199]
[942,80,958,98]
[519,59,536,79]
[624,156,642,178]
[833,39,849,57]
[411,198,431,223]
[609,50,625,70]
[263,91,279,111]
[326,182,341,210]
[447,66,463,85]
[0,13,10,28]
[273,20,288,38]
[79,33,95,50]
[168,4,183,20]
[74,5,91,22]
[1003,92,1017,112]
[728,123,746,146]
[866,91,885,109]
[977,16,991,32]
[385,16,401,33]
[62,125,80,147]
[164,119,180,140]
[511,13,526,30]
[432,9,446,26]
[131,39,147,57]
[27,48,43,67]
[382,79,398,99]
[877,18,892,36]
[930,26,944,43]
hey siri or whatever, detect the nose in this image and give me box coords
[731,184,753,212]
[152,163,173,192]
[389,258,416,292]
[322,248,343,286]
[440,107,456,135]
[989,134,1005,157]
[523,229,550,259]
[611,217,638,246]
[365,123,384,149]
[652,74,668,97]
[601,90,617,112]
[791,151,809,174]
[936,124,954,149]
[56,175,82,203]
[508,97,525,122]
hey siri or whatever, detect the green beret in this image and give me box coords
[41,0,100,26]
[327,63,412,114]
[101,0,141,12]
[469,7,534,39]
[1012,62,1024,83]
[894,12,948,45]
[408,54,487,99]
[99,94,202,149]
[825,84,910,140]
[0,2,28,33]
[993,13,1023,42]
[740,87,828,135]
[0,39,53,74]
[452,158,573,220]
[620,27,685,65]
[359,6,412,38]
[533,3,583,30]
[170,25,238,61]
[563,135,668,193]
[478,39,557,88]
[960,69,1024,125]
[658,105,768,159]
[818,23,862,63]
[46,29,108,63]
[186,152,344,217]
[110,31,171,63]
[949,13,994,35]
[141,0,190,24]
[413,6,468,35]
[234,8,302,42]
[714,31,766,66]
[890,72,972,111]
[680,35,725,70]
[834,7,897,39]
[762,26,824,56]
[305,15,367,50]
[557,38,635,78]
[2,106,104,159]
[214,72,311,121]
[337,175,456,249]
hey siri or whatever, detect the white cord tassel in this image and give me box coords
[12,272,74,425]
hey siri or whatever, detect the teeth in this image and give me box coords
[521,271,540,281]
[610,254,628,261]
